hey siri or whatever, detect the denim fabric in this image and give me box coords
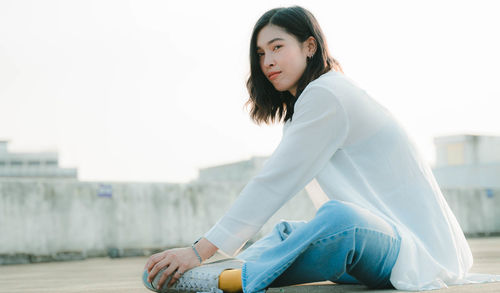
[236,200,401,293]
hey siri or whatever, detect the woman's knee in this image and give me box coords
[316,200,357,220]
[313,200,383,235]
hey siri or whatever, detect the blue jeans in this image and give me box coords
[236,200,401,293]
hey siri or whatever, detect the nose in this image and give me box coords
[263,53,275,68]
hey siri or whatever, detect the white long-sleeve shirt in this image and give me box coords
[203,70,496,290]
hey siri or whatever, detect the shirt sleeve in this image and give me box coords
[203,84,350,256]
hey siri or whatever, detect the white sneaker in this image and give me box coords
[143,258,244,293]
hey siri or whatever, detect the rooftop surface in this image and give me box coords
[1,237,499,293]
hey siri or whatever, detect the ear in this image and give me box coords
[304,36,317,57]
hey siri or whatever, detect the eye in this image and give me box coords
[256,45,281,58]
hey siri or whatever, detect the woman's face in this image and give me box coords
[256,25,313,96]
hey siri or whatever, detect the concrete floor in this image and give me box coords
[1,237,499,293]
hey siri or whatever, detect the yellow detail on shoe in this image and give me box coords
[218,269,243,293]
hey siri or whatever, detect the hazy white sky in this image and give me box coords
[1,0,499,183]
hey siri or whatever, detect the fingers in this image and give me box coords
[168,267,186,288]
[146,251,166,279]
[156,259,179,290]
[145,252,162,272]
[146,253,167,282]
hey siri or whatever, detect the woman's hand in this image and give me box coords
[144,246,201,289]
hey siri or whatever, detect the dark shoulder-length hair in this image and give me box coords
[244,6,343,125]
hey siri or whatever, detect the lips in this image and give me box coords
[268,71,281,80]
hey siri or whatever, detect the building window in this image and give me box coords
[10,161,23,166]
[45,160,58,166]
[28,161,41,166]
[0,161,5,166]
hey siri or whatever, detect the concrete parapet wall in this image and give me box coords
[442,188,500,235]
[0,179,316,264]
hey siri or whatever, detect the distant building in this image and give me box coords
[432,134,500,188]
[197,156,269,183]
[0,140,77,179]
